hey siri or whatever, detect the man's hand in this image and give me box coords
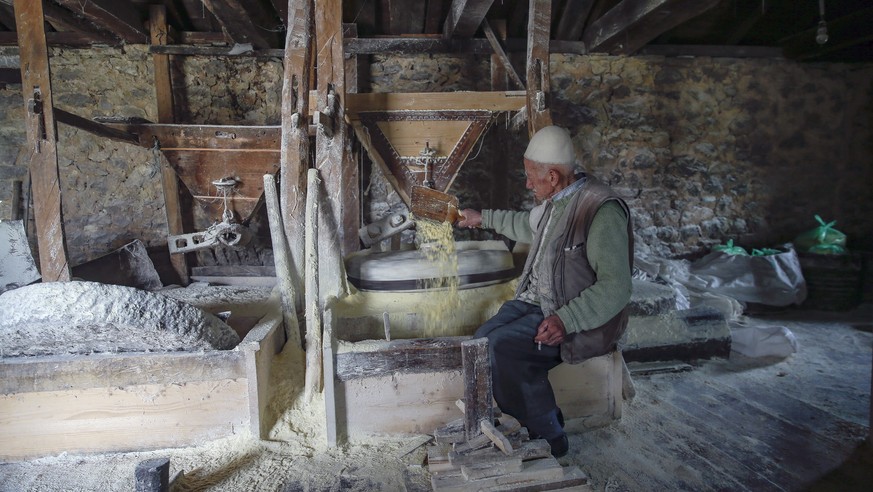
[456,209,482,229]
[534,315,567,347]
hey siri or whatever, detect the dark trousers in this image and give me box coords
[474,300,563,433]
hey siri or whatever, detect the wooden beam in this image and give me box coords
[343,90,527,114]
[53,108,139,146]
[462,338,493,441]
[526,0,553,135]
[53,0,147,43]
[303,168,322,402]
[482,19,524,89]
[13,0,71,282]
[315,0,359,257]
[150,4,188,286]
[147,37,589,56]
[554,0,596,40]
[0,30,124,47]
[201,0,274,49]
[0,4,15,30]
[177,31,230,45]
[443,0,495,38]
[582,0,720,55]
[335,337,466,381]
[269,0,289,29]
[638,44,783,58]
[388,0,425,35]
[425,0,446,34]
[781,7,873,61]
[149,44,285,57]
[12,0,117,44]
[280,0,314,313]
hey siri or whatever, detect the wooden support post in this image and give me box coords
[280,0,313,313]
[149,4,188,285]
[483,19,523,90]
[315,0,359,257]
[525,0,554,136]
[303,168,323,402]
[461,338,493,441]
[262,174,301,350]
[13,0,71,282]
[322,295,338,447]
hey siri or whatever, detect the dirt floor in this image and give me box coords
[1,304,870,492]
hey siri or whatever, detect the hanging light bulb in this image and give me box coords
[816,0,828,45]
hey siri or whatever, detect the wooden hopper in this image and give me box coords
[410,185,463,224]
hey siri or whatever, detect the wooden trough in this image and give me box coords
[0,305,285,461]
[324,323,624,442]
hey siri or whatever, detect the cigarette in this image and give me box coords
[538,342,542,351]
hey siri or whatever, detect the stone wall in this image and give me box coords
[0,46,282,267]
[365,53,873,258]
[1,47,871,268]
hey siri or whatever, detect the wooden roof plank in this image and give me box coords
[582,0,720,55]
[201,0,274,49]
[443,0,495,38]
[554,0,596,41]
[53,0,147,43]
[425,0,447,34]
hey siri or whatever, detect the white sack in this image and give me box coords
[730,322,798,358]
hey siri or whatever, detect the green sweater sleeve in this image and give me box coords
[556,201,632,333]
[481,209,534,243]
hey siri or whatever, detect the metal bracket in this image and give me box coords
[358,211,414,247]
[168,220,252,254]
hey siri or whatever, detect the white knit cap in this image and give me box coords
[523,126,576,166]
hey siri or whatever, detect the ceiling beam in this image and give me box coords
[269,0,289,29]
[443,0,494,38]
[0,31,122,47]
[582,0,719,55]
[388,0,425,34]
[781,6,873,61]
[53,0,147,43]
[425,0,446,34]
[343,36,588,55]
[201,0,276,49]
[0,3,16,30]
[554,0,596,40]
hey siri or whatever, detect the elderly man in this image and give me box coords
[457,126,634,457]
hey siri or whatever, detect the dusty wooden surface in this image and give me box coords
[0,306,870,490]
[314,0,358,256]
[149,4,188,285]
[525,0,553,135]
[461,338,492,441]
[279,0,312,313]
[14,0,71,282]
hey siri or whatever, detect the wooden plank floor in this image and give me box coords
[0,304,869,491]
[565,304,872,492]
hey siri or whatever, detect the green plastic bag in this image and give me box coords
[794,215,847,254]
[751,247,782,256]
[713,239,748,256]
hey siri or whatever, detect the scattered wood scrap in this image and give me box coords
[427,385,590,490]
[423,338,590,490]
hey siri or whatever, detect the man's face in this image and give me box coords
[524,158,556,202]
